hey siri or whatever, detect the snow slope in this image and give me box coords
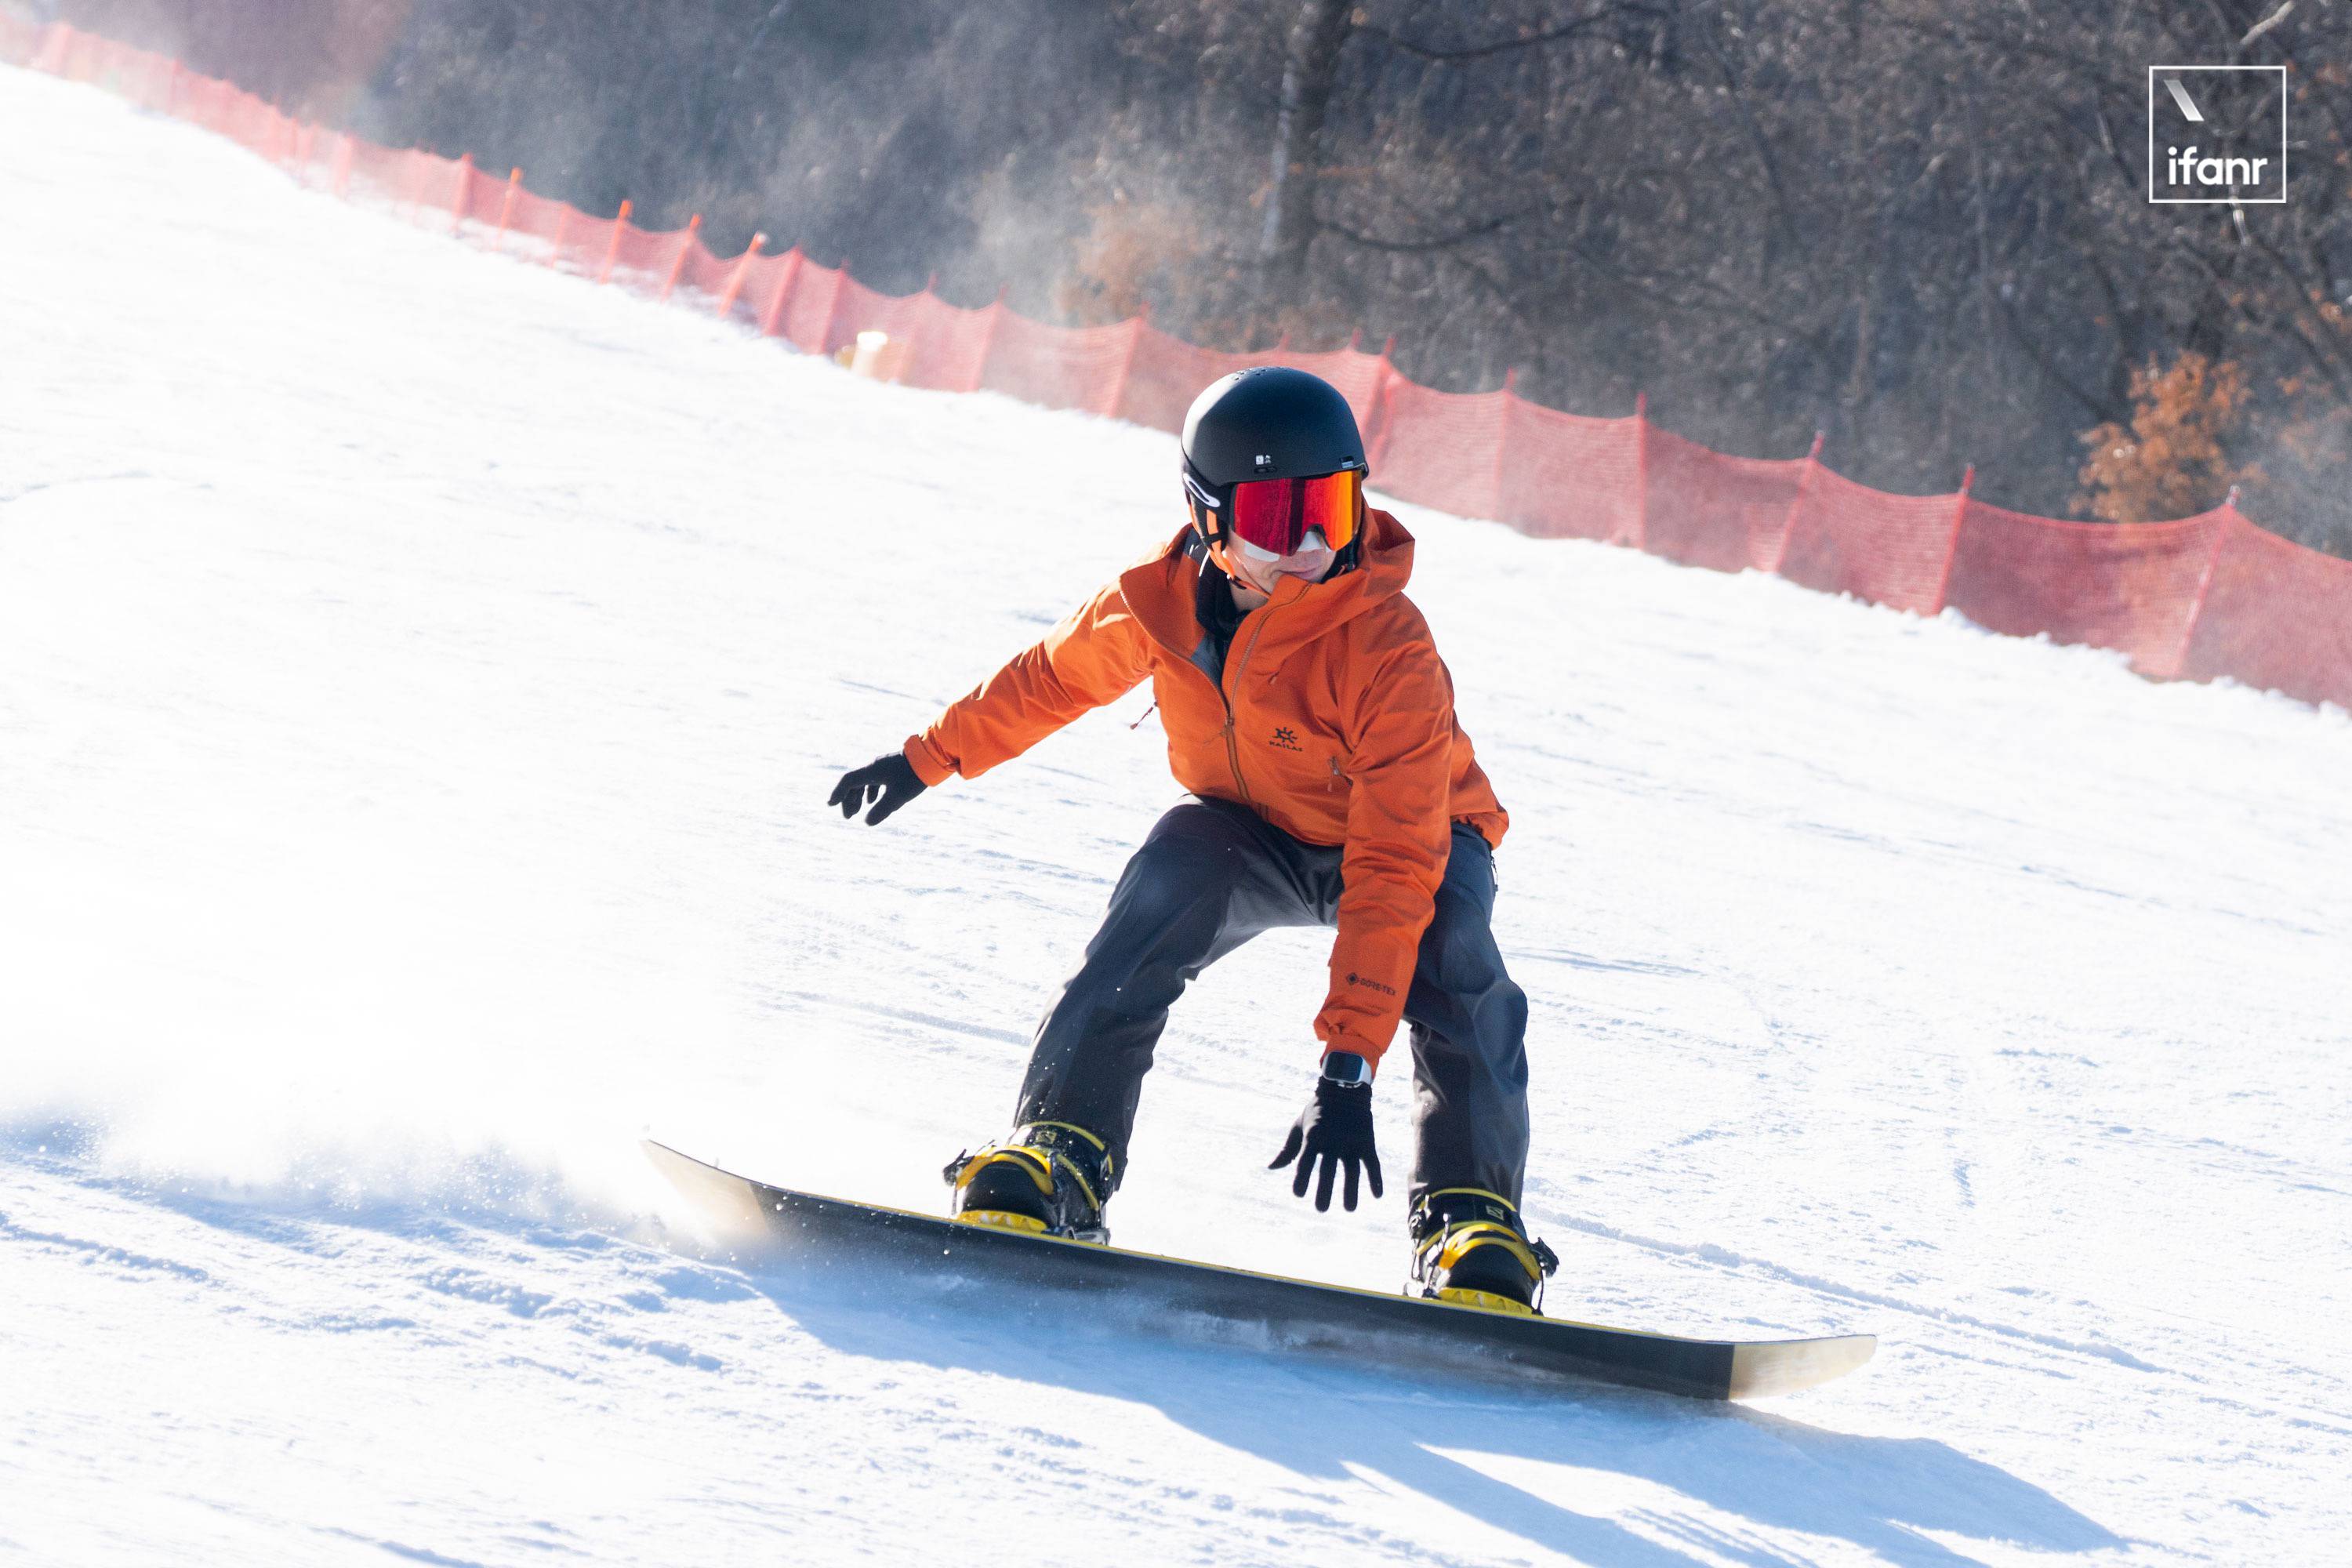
[5,62,2350,1567]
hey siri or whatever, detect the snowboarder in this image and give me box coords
[828,367,1556,1312]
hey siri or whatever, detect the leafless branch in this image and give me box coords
[1353,2,1675,65]
[1319,209,1534,253]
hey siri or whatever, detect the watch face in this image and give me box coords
[1323,1051,1371,1084]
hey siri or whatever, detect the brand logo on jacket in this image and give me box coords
[1269,726,1303,751]
[1345,971,1397,996]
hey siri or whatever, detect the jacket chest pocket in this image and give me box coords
[1236,700,1347,787]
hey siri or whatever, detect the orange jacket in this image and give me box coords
[905,508,1507,1068]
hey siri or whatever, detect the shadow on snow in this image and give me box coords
[726,1243,2119,1567]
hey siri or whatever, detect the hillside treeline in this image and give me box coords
[56,0,2352,553]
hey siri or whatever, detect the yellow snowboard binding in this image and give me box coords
[942,1121,1114,1244]
[1410,1188,1559,1316]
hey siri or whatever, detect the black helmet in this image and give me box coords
[1180,367,1367,488]
[1179,368,1368,576]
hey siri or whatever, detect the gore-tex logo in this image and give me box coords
[1269,726,1303,751]
[1345,971,1396,996]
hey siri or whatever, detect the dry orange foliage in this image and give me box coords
[2075,354,2259,523]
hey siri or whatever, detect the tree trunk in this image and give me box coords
[1259,0,1353,304]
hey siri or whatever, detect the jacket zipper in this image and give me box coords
[1218,604,1283,809]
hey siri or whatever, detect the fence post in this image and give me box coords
[659,214,702,300]
[760,246,805,338]
[1772,431,1826,575]
[1488,368,1517,525]
[2167,488,2236,680]
[492,168,521,251]
[964,286,1009,392]
[717,233,767,319]
[1631,390,1651,550]
[597,198,633,285]
[448,152,474,234]
[1928,464,1975,615]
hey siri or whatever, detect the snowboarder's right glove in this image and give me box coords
[829,751,927,826]
[1269,1051,1383,1213]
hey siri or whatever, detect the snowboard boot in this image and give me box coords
[1409,1188,1559,1316]
[942,1120,1115,1244]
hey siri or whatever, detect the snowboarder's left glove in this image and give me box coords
[1269,1051,1382,1213]
[829,751,927,826]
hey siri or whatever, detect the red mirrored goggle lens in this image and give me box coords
[1228,470,1360,555]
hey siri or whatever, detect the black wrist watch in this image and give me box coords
[1320,1051,1373,1086]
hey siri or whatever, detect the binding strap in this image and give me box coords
[953,1144,1054,1198]
[953,1121,1114,1215]
[1413,1186,1560,1313]
[1018,1120,1112,1213]
[1427,1220,1548,1289]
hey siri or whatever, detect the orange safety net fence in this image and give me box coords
[9,17,2348,711]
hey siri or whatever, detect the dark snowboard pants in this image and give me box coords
[1015,797,1531,1207]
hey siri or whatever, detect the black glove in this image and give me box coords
[1269,1052,1383,1213]
[829,751,927,826]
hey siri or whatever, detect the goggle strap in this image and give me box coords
[1181,470,1222,514]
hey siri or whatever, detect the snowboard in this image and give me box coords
[643,1140,1875,1401]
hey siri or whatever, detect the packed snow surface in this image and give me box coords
[5,63,2350,1568]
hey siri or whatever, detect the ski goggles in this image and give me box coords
[1186,467,1363,556]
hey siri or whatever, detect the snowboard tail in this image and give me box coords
[643,1140,1874,1402]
